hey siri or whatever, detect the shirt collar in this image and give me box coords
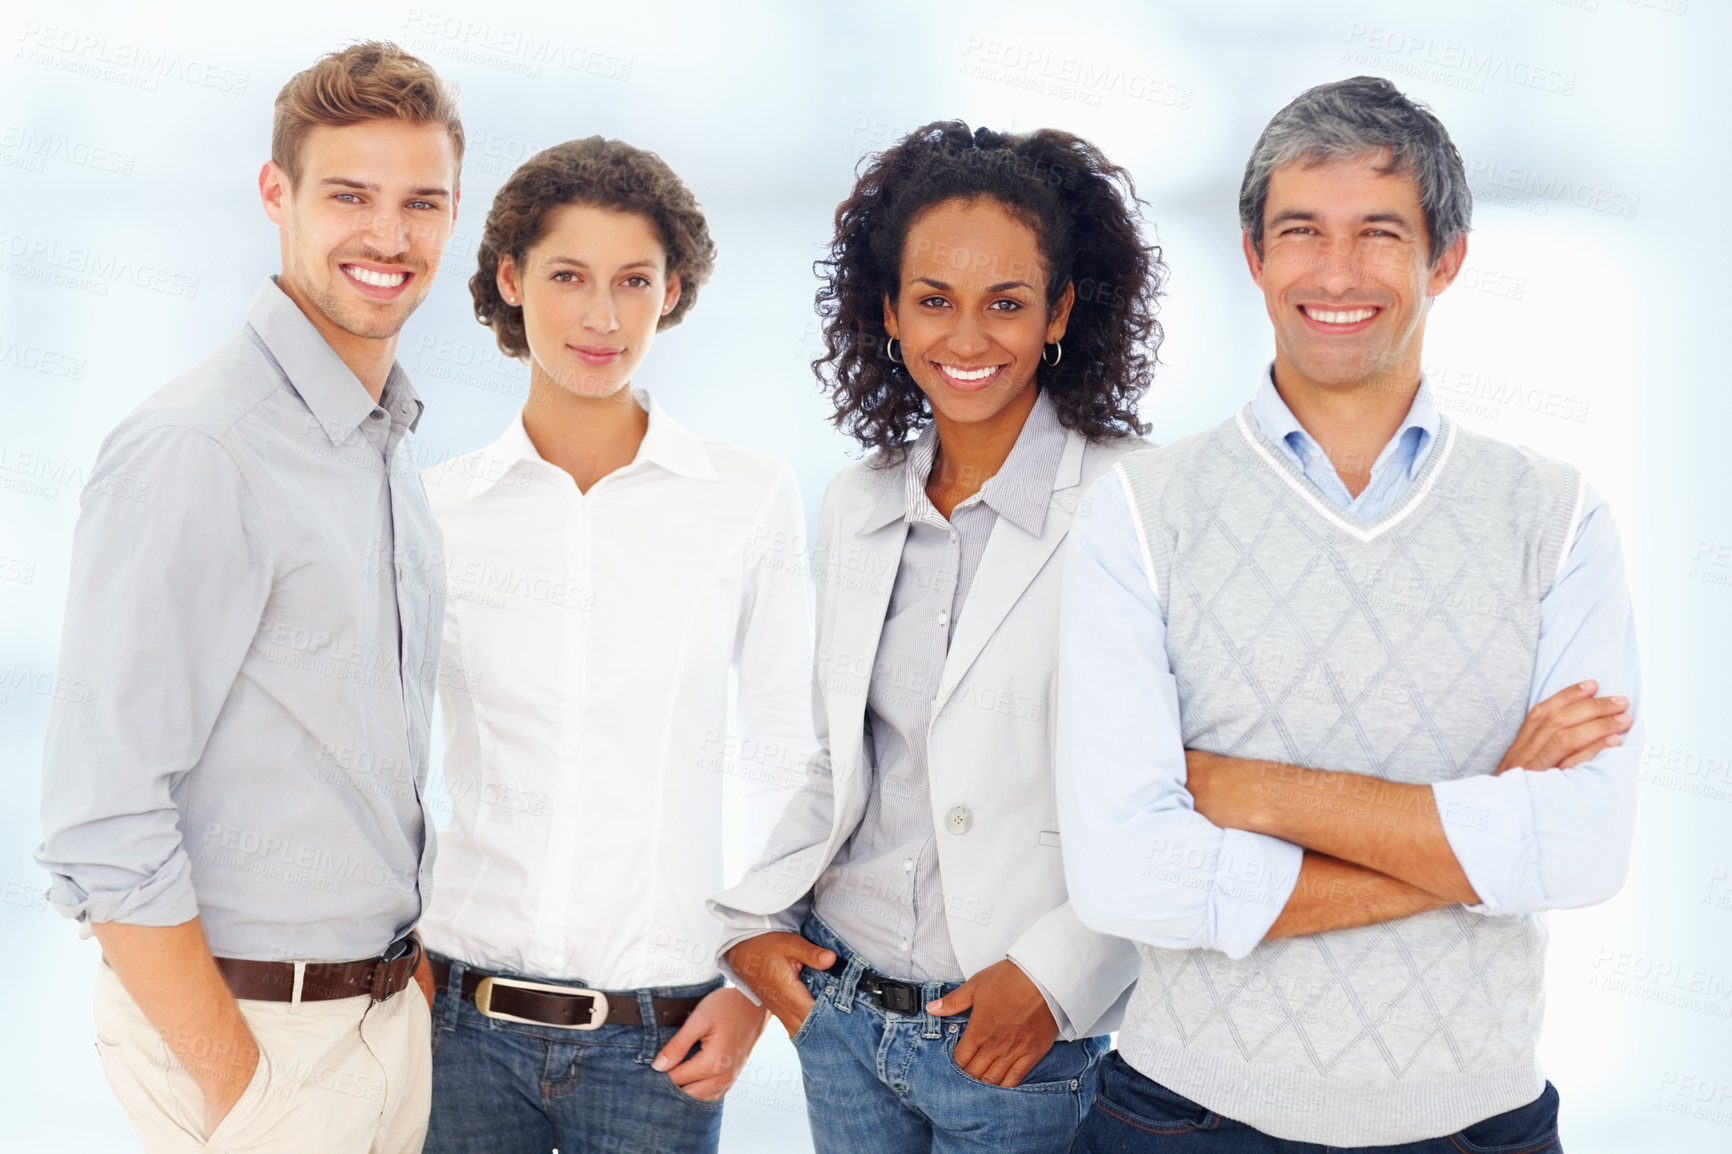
[861,388,1067,536]
[466,389,714,499]
[1249,365,1438,481]
[245,277,421,445]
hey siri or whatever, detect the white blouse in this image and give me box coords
[418,393,816,990]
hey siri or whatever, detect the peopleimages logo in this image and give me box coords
[398,10,632,81]
[959,38,1193,110]
[13,23,249,94]
[1342,24,1576,96]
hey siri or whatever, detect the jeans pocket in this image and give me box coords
[944,1033,1092,1094]
[790,989,827,1048]
[657,1070,727,1112]
[1451,1083,1561,1153]
[1092,1054,1214,1135]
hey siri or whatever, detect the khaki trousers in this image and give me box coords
[93,961,431,1153]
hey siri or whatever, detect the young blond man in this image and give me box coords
[37,42,462,1153]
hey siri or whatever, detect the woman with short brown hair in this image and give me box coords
[418,137,813,1154]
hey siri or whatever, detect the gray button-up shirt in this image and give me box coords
[813,390,1067,981]
[36,278,444,963]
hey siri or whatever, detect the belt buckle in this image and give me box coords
[473,976,610,1030]
[870,977,922,1016]
[370,934,420,1002]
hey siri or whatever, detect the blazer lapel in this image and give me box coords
[933,430,1087,714]
[820,475,908,838]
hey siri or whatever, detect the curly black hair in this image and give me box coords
[471,136,716,358]
[815,121,1165,455]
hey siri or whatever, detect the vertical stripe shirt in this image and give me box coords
[36,278,443,962]
[813,389,1069,981]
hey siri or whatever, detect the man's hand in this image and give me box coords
[1496,679,1631,773]
[651,987,770,1101]
[925,960,1058,1088]
[723,933,835,1038]
[90,919,260,1140]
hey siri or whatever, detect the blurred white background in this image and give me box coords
[2,0,1726,1150]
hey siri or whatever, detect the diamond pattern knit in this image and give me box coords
[1113,407,1581,1145]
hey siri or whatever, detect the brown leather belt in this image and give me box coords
[212,934,422,1003]
[429,955,704,1030]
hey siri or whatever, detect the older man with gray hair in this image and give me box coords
[1056,76,1641,1151]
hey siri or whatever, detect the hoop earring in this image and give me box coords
[1042,340,1063,366]
[885,337,903,365]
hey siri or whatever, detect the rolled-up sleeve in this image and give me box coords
[1056,469,1302,960]
[1432,489,1642,915]
[36,423,273,927]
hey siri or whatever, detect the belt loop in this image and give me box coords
[290,961,306,1011]
[921,981,945,1039]
[637,989,659,1061]
[834,955,864,1013]
[444,954,464,998]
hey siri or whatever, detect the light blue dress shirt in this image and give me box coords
[35,278,444,962]
[1056,372,1643,958]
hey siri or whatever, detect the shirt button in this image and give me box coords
[370,410,385,420]
[900,938,910,950]
[903,858,914,872]
[946,806,973,835]
[937,611,949,628]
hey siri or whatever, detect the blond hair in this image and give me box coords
[272,41,464,186]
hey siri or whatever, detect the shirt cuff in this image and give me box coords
[1006,958,1078,1041]
[713,903,808,1003]
[44,850,199,928]
[1210,829,1305,959]
[1431,775,1541,915]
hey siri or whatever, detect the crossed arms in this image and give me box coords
[1056,473,1643,956]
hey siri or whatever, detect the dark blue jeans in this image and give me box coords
[793,913,1109,1154]
[1071,1051,1562,1154]
[423,954,725,1154]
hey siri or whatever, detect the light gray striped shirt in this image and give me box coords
[36,278,443,962]
[813,389,1068,981]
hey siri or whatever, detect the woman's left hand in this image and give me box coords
[926,960,1058,1087]
[651,986,771,1101]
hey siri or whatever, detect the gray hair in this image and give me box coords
[1239,76,1471,266]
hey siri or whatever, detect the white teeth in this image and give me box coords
[345,266,407,288]
[941,364,999,381]
[1306,306,1376,324]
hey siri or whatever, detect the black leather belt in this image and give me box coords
[824,956,929,1015]
[429,955,704,1030]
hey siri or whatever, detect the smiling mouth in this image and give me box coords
[934,362,1007,389]
[1300,305,1379,327]
[572,346,624,365]
[341,264,410,290]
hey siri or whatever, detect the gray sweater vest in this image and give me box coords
[1114,407,1582,1145]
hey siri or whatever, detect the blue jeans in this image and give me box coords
[423,954,725,1154]
[1070,1051,1562,1154]
[793,913,1108,1154]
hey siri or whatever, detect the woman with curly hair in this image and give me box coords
[714,121,1168,1152]
[414,137,815,1153]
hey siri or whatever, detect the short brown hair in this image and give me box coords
[472,137,716,357]
[272,41,464,187]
